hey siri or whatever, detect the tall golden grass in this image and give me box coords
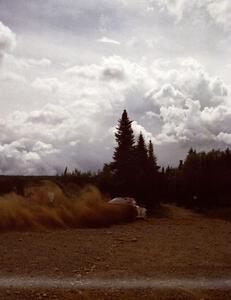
[0,181,137,231]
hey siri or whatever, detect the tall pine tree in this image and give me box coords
[112,110,135,194]
[136,133,148,163]
[148,140,159,171]
[134,137,159,209]
[111,111,160,207]
[134,133,149,178]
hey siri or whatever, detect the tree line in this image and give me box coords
[1,109,230,213]
[165,147,231,209]
[61,110,231,212]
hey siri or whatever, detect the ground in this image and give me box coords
[0,204,231,299]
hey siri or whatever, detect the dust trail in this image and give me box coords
[0,181,137,231]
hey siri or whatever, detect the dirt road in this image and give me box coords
[0,204,231,299]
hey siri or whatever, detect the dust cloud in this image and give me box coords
[0,181,137,231]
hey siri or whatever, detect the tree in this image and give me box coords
[146,139,160,209]
[135,133,148,167]
[148,140,159,171]
[133,133,149,184]
[131,134,161,210]
[132,133,149,205]
[110,110,161,209]
[111,110,136,195]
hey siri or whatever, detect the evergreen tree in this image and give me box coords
[110,110,161,208]
[132,133,149,205]
[112,110,135,194]
[135,133,148,166]
[133,134,160,210]
[133,133,149,184]
[178,160,183,170]
[114,110,134,151]
[148,140,159,171]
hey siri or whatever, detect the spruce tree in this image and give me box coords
[112,110,135,191]
[134,133,149,177]
[148,140,159,171]
[132,133,149,204]
[136,133,148,163]
[111,111,161,206]
[145,139,160,210]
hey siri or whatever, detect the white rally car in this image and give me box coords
[108,197,147,219]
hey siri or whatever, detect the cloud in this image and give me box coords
[32,141,59,155]
[155,0,197,20]
[132,121,156,143]
[0,71,26,83]
[0,21,16,63]
[155,0,231,30]
[147,57,229,109]
[0,55,147,174]
[0,1,230,174]
[27,58,52,67]
[217,132,231,144]
[0,138,60,175]
[144,58,231,147]
[31,77,64,93]
[65,56,145,83]
[0,54,230,174]
[65,64,101,79]
[206,0,231,30]
[201,105,231,135]
[26,105,70,125]
[97,36,120,45]
[157,99,214,145]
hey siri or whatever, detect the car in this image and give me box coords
[108,197,147,219]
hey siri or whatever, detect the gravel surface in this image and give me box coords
[0,204,231,299]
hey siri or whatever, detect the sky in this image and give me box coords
[0,0,230,175]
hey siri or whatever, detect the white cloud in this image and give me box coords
[26,107,70,125]
[132,121,156,143]
[156,0,197,20]
[0,139,60,175]
[157,99,214,144]
[0,21,16,62]
[0,55,230,173]
[31,77,64,93]
[144,59,231,147]
[156,0,231,30]
[27,58,52,67]
[148,57,229,109]
[97,36,120,45]
[32,141,59,155]
[206,0,231,30]
[217,132,231,144]
[0,71,26,83]
[0,6,230,173]
[65,64,101,79]
[201,105,231,135]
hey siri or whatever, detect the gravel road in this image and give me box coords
[0,204,231,299]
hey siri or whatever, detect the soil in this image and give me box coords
[0,204,231,299]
